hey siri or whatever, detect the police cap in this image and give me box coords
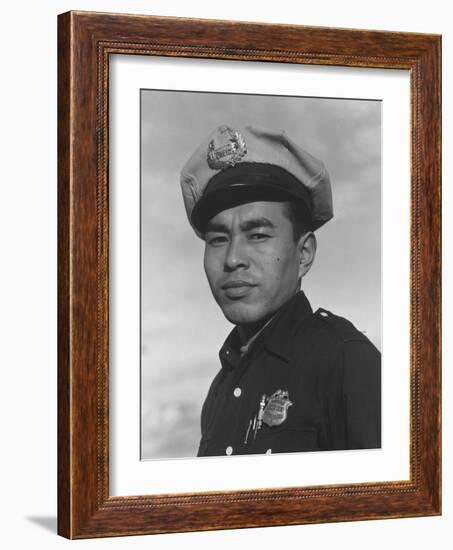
[180,125,333,237]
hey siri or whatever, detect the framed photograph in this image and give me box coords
[58,11,441,538]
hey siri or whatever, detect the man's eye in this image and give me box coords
[207,235,228,246]
[250,233,270,241]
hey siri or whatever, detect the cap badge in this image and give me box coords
[262,389,293,427]
[207,125,247,170]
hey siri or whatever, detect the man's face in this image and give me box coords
[203,201,302,326]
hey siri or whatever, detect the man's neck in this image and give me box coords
[237,318,272,347]
[237,290,301,347]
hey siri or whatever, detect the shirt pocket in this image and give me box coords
[253,425,319,454]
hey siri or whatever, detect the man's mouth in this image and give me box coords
[221,280,256,299]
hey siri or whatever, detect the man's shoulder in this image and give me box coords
[309,308,372,345]
[291,306,381,374]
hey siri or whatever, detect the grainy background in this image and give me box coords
[141,90,381,458]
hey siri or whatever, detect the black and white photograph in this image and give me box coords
[140,90,382,460]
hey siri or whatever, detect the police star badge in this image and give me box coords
[262,389,293,427]
[245,390,294,444]
[207,125,247,170]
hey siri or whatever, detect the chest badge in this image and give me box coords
[262,389,293,427]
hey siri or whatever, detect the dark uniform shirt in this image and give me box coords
[197,291,381,457]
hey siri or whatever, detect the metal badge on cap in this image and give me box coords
[207,125,247,170]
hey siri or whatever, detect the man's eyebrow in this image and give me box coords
[204,217,276,234]
[240,217,276,232]
[205,221,230,234]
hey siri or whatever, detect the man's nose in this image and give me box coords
[224,237,249,271]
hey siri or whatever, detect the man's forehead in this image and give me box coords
[208,201,288,225]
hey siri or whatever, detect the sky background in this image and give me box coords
[140,90,381,459]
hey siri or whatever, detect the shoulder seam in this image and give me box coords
[314,308,371,344]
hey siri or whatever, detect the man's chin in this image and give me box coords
[220,301,265,326]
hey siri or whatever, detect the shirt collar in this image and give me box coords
[219,290,313,369]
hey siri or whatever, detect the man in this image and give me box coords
[180,125,381,457]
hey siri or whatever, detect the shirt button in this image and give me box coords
[233,387,242,397]
[226,446,233,455]
[266,448,272,454]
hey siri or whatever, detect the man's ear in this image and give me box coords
[297,232,317,279]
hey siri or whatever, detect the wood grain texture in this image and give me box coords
[57,11,71,538]
[57,10,441,539]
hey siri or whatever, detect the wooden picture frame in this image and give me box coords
[57,10,441,539]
